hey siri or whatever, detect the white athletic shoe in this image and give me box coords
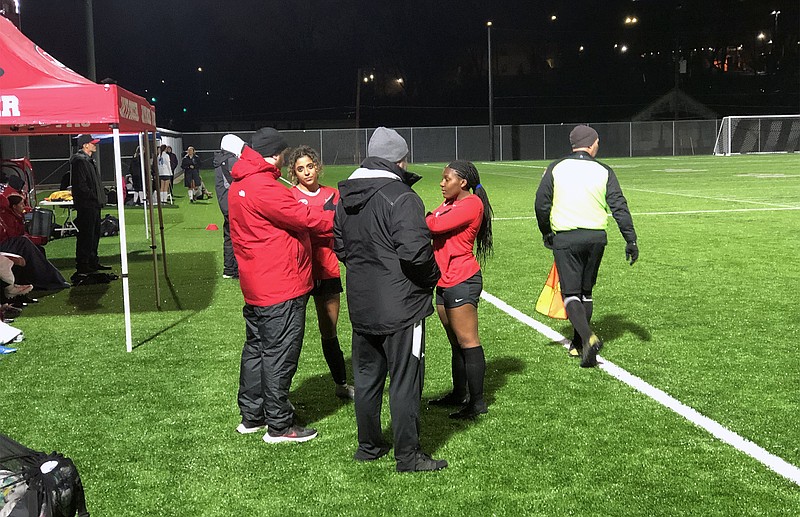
[236,422,266,434]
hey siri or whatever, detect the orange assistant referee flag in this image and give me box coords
[535,261,567,319]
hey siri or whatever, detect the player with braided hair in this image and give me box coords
[426,160,493,419]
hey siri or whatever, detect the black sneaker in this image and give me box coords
[580,335,603,368]
[449,402,488,420]
[95,264,113,270]
[262,425,317,444]
[396,451,448,473]
[429,392,469,406]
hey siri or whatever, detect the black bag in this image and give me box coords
[99,215,119,237]
[104,188,117,206]
[0,433,89,517]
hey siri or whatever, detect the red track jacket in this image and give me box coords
[228,146,333,306]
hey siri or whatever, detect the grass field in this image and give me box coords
[2,153,799,516]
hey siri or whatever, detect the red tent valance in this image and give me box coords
[0,16,156,135]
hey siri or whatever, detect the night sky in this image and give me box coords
[15,0,800,130]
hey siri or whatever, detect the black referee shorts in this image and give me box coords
[552,229,607,295]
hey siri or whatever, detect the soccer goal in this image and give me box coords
[713,115,800,156]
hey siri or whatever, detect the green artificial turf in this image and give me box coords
[1,154,799,516]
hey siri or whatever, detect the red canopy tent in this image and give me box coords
[0,15,164,352]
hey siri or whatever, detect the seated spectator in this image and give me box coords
[0,195,70,292]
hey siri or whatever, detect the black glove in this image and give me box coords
[543,232,555,250]
[323,194,336,211]
[625,241,639,265]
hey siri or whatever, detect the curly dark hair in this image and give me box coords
[286,145,323,185]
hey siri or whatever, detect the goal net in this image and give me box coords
[713,115,800,156]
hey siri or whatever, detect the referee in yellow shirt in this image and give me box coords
[535,125,639,367]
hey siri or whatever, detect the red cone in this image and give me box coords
[205,224,219,231]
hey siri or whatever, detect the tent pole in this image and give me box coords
[112,127,133,352]
[138,132,149,239]
[144,133,161,308]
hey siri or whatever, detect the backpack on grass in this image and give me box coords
[0,433,89,517]
[99,215,119,237]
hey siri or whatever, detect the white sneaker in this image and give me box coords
[236,422,266,434]
[335,383,355,400]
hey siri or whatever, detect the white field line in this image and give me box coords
[479,290,800,486]
[626,187,796,208]
[492,206,800,221]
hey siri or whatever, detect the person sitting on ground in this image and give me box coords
[0,196,70,292]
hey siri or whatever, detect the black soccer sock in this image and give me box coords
[564,295,593,344]
[463,346,486,407]
[321,336,347,385]
[451,345,468,397]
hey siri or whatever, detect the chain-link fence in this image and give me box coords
[5,120,722,186]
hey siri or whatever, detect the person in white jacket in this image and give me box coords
[157,144,173,204]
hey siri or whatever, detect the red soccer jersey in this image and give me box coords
[426,194,483,288]
[291,185,341,280]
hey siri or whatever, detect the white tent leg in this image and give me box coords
[113,128,134,352]
[138,132,149,239]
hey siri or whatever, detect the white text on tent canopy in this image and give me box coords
[119,97,140,123]
[0,95,20,117]
[118,96,155,127]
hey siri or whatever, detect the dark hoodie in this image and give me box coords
[70,150,104,209]
[213,150,238,214]
[334,157,440,335]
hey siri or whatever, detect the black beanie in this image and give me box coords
[250,128,288,158]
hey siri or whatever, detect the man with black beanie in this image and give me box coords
[224,128,335,443]
[334,127,447,472]
[535,125,638,368]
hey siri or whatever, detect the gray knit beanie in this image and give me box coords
[367,127,409,162]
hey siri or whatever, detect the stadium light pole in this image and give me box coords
[85,0,96,81]
[487,21,495,161]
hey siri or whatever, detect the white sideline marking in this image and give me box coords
[626,187,797,208]
[492,206,800,221]
[480,290,800,486]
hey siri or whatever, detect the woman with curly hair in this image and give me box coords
[287,145,354,400]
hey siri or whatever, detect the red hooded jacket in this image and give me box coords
[228,146,334,306]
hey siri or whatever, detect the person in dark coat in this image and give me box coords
[70,134,111,275]
[334,127,447,473]
[181,147,202,203]
[213,149,238,278]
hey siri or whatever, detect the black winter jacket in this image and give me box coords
[70,150,104,209]
[334,157,440,335]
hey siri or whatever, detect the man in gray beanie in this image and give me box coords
[334,127,446,472]
[534,125,638,367]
